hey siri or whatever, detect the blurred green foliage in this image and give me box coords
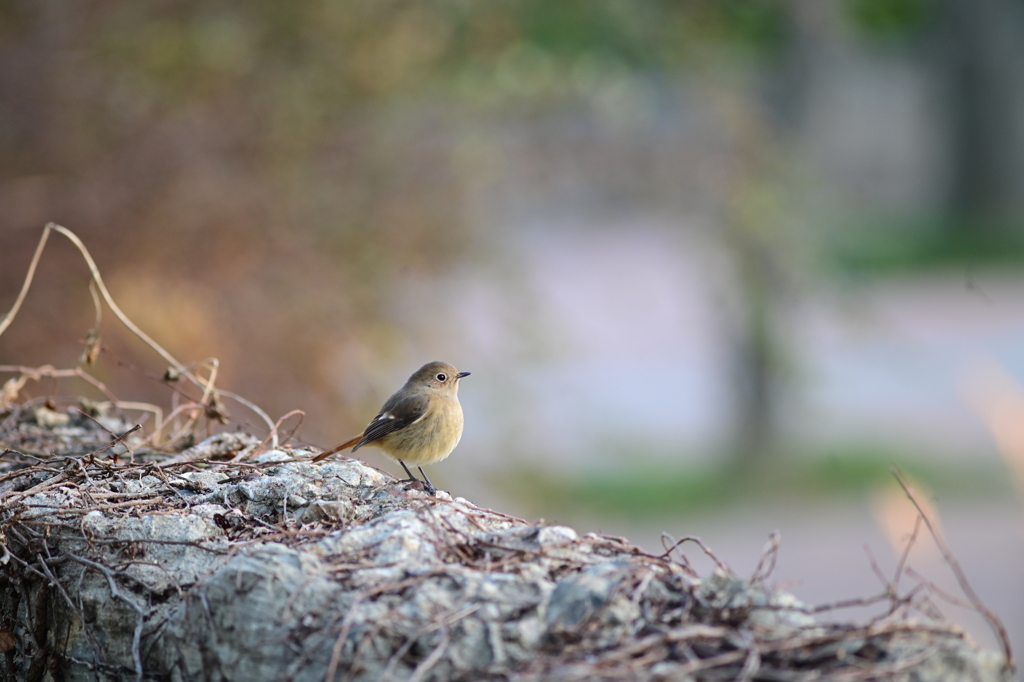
[505,0,788,65]
[846,0,937,39]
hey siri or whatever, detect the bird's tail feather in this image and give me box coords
[312,435,362,462]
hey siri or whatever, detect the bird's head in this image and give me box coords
[408,361,470,395]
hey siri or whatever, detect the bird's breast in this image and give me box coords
[378,397,464,465]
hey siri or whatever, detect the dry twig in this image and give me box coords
[892,466,1014,669]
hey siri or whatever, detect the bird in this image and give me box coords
[313,361,470,493]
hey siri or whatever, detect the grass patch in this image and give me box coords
[828,214,1024,274]
[503,465,738,521]
[795,447,1010,499]
[501,444,1014,521]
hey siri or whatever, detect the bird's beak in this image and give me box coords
[456,371,471,379]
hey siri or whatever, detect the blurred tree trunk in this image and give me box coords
[717,3,810,469]
[729,241,781,467]
[941,0,1024,226]
[711,98,793,469]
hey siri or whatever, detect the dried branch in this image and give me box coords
[660,532,733,575]
[0,223,52,339]
[238,409,305,462]
[750,530,780,584]
[891,466,1014,669]
[65,553,146,681]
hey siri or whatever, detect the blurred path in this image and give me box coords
[579,500,1024,664]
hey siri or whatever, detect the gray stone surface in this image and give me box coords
[0,430,1014,681]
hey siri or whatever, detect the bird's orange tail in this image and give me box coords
[312,435,361,462]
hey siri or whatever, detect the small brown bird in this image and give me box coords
[313,361,470,493]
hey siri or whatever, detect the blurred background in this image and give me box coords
[2,0,1024,660]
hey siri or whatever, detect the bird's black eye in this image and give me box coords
[436,373,447,382]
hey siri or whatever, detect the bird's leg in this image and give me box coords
[397,460,419,483]
[417,467,437,495]
[396,461,437,495]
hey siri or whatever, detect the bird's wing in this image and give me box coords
[354,391,429,450]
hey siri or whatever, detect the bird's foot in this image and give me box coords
[394,477,438,496]
[395,461,441,495]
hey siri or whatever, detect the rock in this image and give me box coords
[0,429,1014,682]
